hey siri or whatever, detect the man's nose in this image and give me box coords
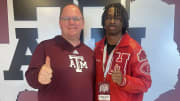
[110,18,115,23]
[68,18,75,24]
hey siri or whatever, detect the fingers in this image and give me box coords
[40,69,53,78]
[38,74,52,85]
[111,71,122,85]
[42,64,53,74]
[112,71,122,76]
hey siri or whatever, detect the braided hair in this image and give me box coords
[102,3,129,34]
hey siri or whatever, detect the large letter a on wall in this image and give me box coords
[4,28,38,80]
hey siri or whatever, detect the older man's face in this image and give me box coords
[60,5,84,40]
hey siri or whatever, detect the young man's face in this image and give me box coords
[104,7,123,36]
[60,5,84,39]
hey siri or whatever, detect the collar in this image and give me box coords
[96,33,131,49]
[54,35,82,51]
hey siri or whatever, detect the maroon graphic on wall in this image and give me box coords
[0,0,9,43]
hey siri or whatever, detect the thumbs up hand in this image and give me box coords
[38,56,53,85]
[111,71,122,86]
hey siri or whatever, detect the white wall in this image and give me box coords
[0,0,180,101]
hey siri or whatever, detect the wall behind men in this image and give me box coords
[0,0,180,101]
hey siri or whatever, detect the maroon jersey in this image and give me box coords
[26,36,95,101]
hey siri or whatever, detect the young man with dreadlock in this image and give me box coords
[95,3,152,101]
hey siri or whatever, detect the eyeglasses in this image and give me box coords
[60,16,83,22]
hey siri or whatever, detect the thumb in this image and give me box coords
[44,56,53,73]
[45,56,51,67]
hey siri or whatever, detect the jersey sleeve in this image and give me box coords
[25,41,47,89]
[119,48,152,94]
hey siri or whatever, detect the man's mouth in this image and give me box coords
[108,25,116,30]
[68,27,77,30]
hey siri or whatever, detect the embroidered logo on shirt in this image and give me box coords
[69,55,88,72]
[109,52,130,75]
[73,50,79,54]
[137,49,147,62]
[140,61,151,75]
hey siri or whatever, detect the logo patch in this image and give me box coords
[109,52,130,75]
[137,49,147,62]
[69,55,88,72]
[140,62,150,75]
[73,50,79,54]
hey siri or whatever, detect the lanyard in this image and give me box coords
[102,39,121,79]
